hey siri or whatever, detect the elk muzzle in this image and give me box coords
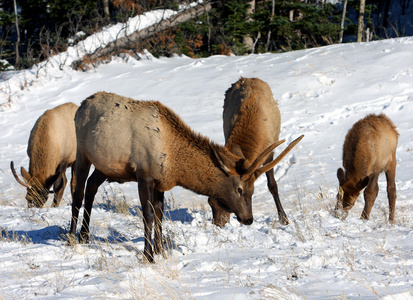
[237,215,254,225]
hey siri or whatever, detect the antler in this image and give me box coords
[244,139,286,176]
[10,161,32,189]
[254,135,304,178]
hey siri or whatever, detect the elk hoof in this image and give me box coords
[143,252,155,264]
[79,232,90,244]
[66,233,78,246]
[279,215,289,226]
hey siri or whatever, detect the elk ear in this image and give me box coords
[337,168,346,186]
[356,176,370,190]
[21,167,31,182]
[213,148,238,175]
[231,144,245,159]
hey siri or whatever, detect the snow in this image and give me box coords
[1,6,413,300]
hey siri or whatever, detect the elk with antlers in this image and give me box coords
[69,92,302,262]
[11,102,78,208]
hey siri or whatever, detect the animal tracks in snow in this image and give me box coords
[314,73,335,86]
[279,72,336,102]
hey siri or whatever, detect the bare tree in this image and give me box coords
[13,0,20,67]
[103,0,110,19]
[265,0,275,51]
[339,0,348,43]
[243,0,255,52]
[357,0,365,42]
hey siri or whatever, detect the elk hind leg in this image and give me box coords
[361,175,379,220]
[386,160,397,223]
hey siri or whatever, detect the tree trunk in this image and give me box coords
[72,1,212,69]
[103,0,110,20]
[339,0,348,43]
[289,10,294,22]
[265,0,275,51]
[13,0,20,67]
[243,0,255,52]
[357,0,365,42]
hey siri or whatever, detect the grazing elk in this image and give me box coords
[208,77,303,227]
[335,113,398,222]
[10,102,78,208]
[69,92,302,263]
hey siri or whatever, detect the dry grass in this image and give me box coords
[0,226,32,244]
[100,185,131,215]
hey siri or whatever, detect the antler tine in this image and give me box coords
[10,161,32,189]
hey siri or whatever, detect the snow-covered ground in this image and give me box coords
[0,7,413,299]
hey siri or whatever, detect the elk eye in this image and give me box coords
[237,187,243,195]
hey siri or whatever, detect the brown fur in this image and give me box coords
[335,113,398,222]
[209,77,301,227]
[70,92,294,263]
[11,102,78,207]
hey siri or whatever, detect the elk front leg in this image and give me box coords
[265,165,289,225]
[139,178,156,263]
[79,170,107,243]
[153,189,165,257]
[52,172,67,207]
[69,157,90,245]
[361,175,379,220]
[70,161,77,198]
[208,197,231,228]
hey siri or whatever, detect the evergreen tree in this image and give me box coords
[253,0,341,52]
[0,1,16,66]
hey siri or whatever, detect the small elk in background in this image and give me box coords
[69,92,302,263]
[208,77,304,227]
[10,102,78,208]
[335,113,398,222]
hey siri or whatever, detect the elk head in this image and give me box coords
[212,135,304,226]
[335,168,370,218]
[10,161,57,208]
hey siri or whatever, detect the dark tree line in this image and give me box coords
[0,0,411,71]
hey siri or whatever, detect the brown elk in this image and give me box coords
[335,113,398,222]
[69,92,302,263]
[208,77,303,227]
[10,102,78,208]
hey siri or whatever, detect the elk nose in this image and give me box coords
[237,216,254,225]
